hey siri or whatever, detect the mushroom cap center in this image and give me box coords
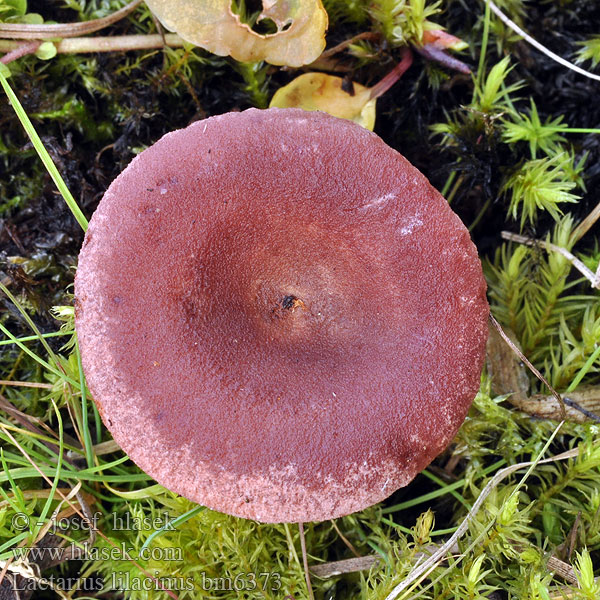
[183,219,404,356]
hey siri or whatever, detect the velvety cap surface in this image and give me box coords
[75,108,488,522]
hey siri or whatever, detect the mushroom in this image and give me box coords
[75,108,489,523]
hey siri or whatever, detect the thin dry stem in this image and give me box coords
[512,390,600,423]
[547,553,580,585]
[298,522,315,600]
[331,520,361,557]
[0,393,68,454]
[489,315,566,418]
[501,231,599,288]
[0,488,96,510]
[0,33,183,55]
[310,556,380,578]
[0,0,142,39]
[486,323,600,423]
[571,198,600,244]
[318,32,380,61]
[384,442,579,600]
[486,0,600,81]
[0,380,53,389]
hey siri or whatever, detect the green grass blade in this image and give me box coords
[477,0,492,88]
[566,345,600,393]
[76,338,94,469]
[0,322,79,387]
[382,459,506,513]
[33,401,64,541]
[0,281,62,373]
[0,332,71,347]
[0,70,88,231]
[140,505,205,552]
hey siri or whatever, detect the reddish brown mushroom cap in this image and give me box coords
[75,108,488,523]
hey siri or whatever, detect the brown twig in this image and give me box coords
[547,553,580,585]
[309,543,462,579]
[310,556,380,578]
[571,198,600,243]
[0,380,53,389]
[0,488,95,510]
[298,522,314,600]
[318,32,381,61]
[487,323,600,423]
[513,391,600,424]
[0,33,183,56]
[0,394,67,453]
[0,0,142,39]
[555,512,581,562]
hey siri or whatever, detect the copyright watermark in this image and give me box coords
[11,511,174,533]
[9,512,292,596]
[200,571,282,592]
[9,572,292,595]
[10,512,31,531]
[12,543,182,563]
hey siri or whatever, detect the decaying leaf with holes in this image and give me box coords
[144,0,328,67]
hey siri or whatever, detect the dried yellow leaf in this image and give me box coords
[145,0,328,67]
[270,50,413,130]
[269,72,376,130]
